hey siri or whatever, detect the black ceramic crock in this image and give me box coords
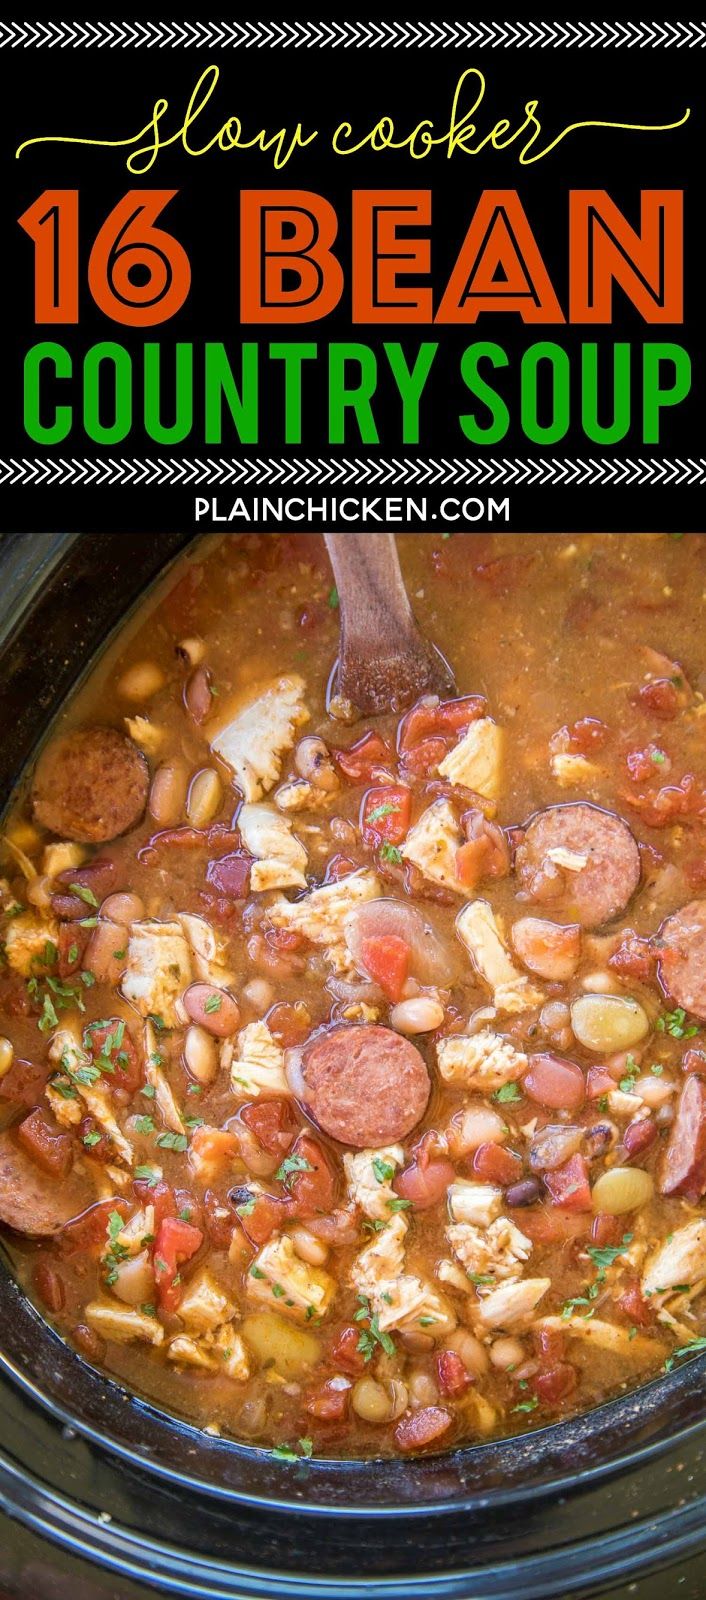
[2,531,706,1600]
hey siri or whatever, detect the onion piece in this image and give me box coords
[344,898,460,986]
[284,1045,307,1101]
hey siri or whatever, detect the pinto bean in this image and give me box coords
[184,666,213,724]
[84,918,129,984]
[183,983,240,1038]
[101,892,145,925]
[149,760,190,827]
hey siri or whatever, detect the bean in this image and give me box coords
[581,970,622,994]
[446,1105,507,1158]
[288,1223,329,1266]
[184,1023,219,1085]
[187,768,223,828]
[583,1121,617,1160]
[73,1323,106,1364]
[101,892,145,926]
[33,1261,65,1313]
[84,919,129,984]
[176,636,206,667]
[352,1376,393,1423]
[241,977,275,1014]
[400,1331,435,1354]
[633,1073,674,1109]
[490,1336,525,1371]
[407,1369,440,1408]
[571,994,649,1053]
[117,661,165,701]
[184,665,213,724]
[623,1119,657,1160]
[445,1328,489,1378]
[149,760,190,827]
[0,1037,14,1080]
[294,736,339,792]
[591,1165,654,1214]
[390,996,445,1034]
[183,982,240,1038]
[386,1379,409,1420]
[505,1177,541,1208]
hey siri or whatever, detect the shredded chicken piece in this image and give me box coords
[447,1217,533,1281]
[178,913,234,985]
[247,1233,337,1320]
[447,1180,503,1228]
[41,842,87,878]
[85,1300,164,1345]
[456,901,544,1012]
[267,867,381,977]
[177,1268,236,1333]
[223,1020,288,1099]
[473,1277,551,1330]
[5,911,59,977]
[642,1219,706,1299]
[121,919,192,1028]
[539,1315,663,1359]
[143,1020,184,1134]
[275,779,336,814]
[238,802,308,892]
[438,718,504,801]
[437,1029,527,1093]
[124,715,166,756]
[210,674,309,802]
[343,1145,404,1222]
[400,798,468,896]
[48,1024,133,1165]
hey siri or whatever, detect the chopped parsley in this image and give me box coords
[656,1006,699,1040]
[354,1293,396,1360]
[372,1157,395,1184]
[493,1082,522,1104]
[366,802,400,823]
[103,1209,129,1285]
[276,1152,314,1187]
[134,1164,160,1186]
[82,1129,101,1147]
[141,1083,156,1099]
[664,1336,706,1372]
[512,1397,539,1414]
[650,749,666,765]
[379,842,403,865]
[134,1115,155,1136]
[37,993,59,1033]
[155,1131,188,1152]
[67,943,79,966]
[204,993,222,1014]
[618,1054,638,1094]
[328,585,339,609]
[69,882,98,908]
[386,1197,411,1212]
[468,1273,495,1286]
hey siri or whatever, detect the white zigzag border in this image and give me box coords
[0,457,704,487]
[0,20,705,49]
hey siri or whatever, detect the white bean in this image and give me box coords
[149,760,190,827]
[581,970,622,994]
[634,1073,675,1109]
[187,768,223,828]
[445,1327,489,1378]
[489,1336,525,1371]
[407,1369,439,1408]
[390,996,445,1034]
[241,978,275,1014]
[352,1377,392,1423]
[0,1037,14,1080]
[183,1024,219,1086]
[571,994,650,1053]
[117,661,165,702]
[288,1223,329,1266]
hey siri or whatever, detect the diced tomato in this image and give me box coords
[400,736,449,776]
[436,1350,472,1398]
[205,852,251,899]
[331,1324,367,1375]
[361,786,411,848]
[394,1406,453,1453]
[543,1153,592,1212]
[16,1109,73,1178]
[508,1206,590,1246]
[240,1096,299,1156]
[635,679,681,719]
[189,1125,239,1181]
[398,694,485,755]
[565,717,609,754]
[153,1216,203,1314]
[266,1002,311,1048]
[57,923,90,979]
[455,819,510,890]
[324,853,360,882]
[472,1142,522,1187]
[621,773,706,829]
[61,1198,130,1254]
[534,1326,566,1363]
[586,1064,618,1100]
[591,1213,623,1247]
[616,1279,654,1327]
[287,1135,336,1218]
[608,931,656,982]
[334,731,392,782]
[394,1156,455,1210]
[133,1179,177,1229]
[304,1380,350,1421]
[84,1018,141,1094]
[360,934,410,1003]
[203,1189,236,1249]
[533,1362,577,1405]
[236,1190,291,1247]
[0,1057,49,1106]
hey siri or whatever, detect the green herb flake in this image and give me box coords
[275,1152,314,1187]
[512,1397,539,1414]
[69,882,98,908]
[134,1115,155,1136]
[204,993,223,1014]
[372,1157,395,1184]
[82,1130,101,1147]
[493,1082,522,1104]
[366,802,400,824]
[134,1164,160,1187]
[379,842,402,865]
[328,585,339,610]
[155,1130,188,1153]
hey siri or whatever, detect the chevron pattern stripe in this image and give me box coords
[1,457,704,487]
[0,20,704,49]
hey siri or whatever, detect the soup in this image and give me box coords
[1,530,706,1461]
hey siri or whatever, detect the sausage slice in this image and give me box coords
[32,726,149,844]
[301,1024,430,1148]
[515,802,640,929]
[659,1074,706,1202]
[0,1128,93,1236]
[657,900,706,1022]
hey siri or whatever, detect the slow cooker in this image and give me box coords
[2,530,706,1600]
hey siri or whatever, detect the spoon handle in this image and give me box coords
[324,532,454,713]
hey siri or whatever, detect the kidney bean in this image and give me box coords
[543,1152,592,1212]
[524,1053,585,1112]
[33,1261,65,1313]
[622,1118,657,1161]
[305,1381,350,1422]
[206,853,251,899]
[436,1350,472,1398]
[184,665,213,724]
[583,1122,616,1160]
[394,1407,453,1453]
[53,858,118,920]
[394,1157,456,1210]
[591,1213,623,1247]
[73,1324,106,1364]
[505,1177,541,1208]
[331,1325,366,1375]
[183,982,240,1038]
[682,1049,706,1077]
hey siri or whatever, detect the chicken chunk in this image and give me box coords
[238,803,308,893]
[447,1217,533,1281]
[85,1300,164,1345]
[167,1325,250,1380]
[267,867,381,977]
[41,842,87,879]
[539,1315,662,1361]
[550,753,599,789]
[373,1274,457,1340]
[48,1024,133,1165]
[456,901,544,1013]
[438,717,504,802]
[350,1213,409,1297]
[275,779,336,814]
[144,1020,184,1135]
[447,1179,503,1228]
[5,910,59,977]
[124,715,166,756]
[223,1020,288,1100]
[121,920,192,1028]
[343,1145,404,1222]
[210,674,309,803]
[177,1267,236,1334]
[641,1219,706,1299]
[178,913,234,985]
[474,1276,551,1330]
[247,1233,337,1320]
[437,1029,527,1093]
[400,799,467,896]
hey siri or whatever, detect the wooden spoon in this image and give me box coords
[324,533,455,714]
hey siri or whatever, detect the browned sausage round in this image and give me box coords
[32,726,149,844]
[515,802,641,929]
[301,1024,430,1148]
[659,1073,706,1202]
[657,900,706,1022]
[0,1129,93,1236]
